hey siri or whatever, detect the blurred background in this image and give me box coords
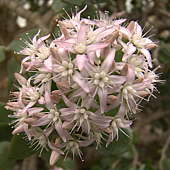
[0,0,170,170]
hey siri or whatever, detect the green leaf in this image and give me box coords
[162,159,170,170]
[89,134,132,170]
[59,157,76,170]
[52,0,85,13]
[106,133,131,156]
[8,28,38,52]
[8,135,35,160]
[115,50,123,62]
[63,158,76,170]
[0,141,15,170]
[66,0,85,5]
[7,57,20,91]
[0,46,5,63]
[0,123,12,141]
[0,103,11,123]
[52,0,67,12]
[8,39,24,52]
[159,43,170,64]
[106,107,119,116]
[142,160,154,170]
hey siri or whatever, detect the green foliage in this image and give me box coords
[0,141,15,170]
[8,28,38,52]
[0,103,10,123]
[52,0,69,12]
[52,0,85,12]
[0,46,5,63]
[51,0,97,18]
[89,133,133,170]
[8,135,35,160]
[0,135,36,170]
[0,103,12,142]
[61,158,77,170]
[162,159,170,170]
[159,43,170,64]
[69,0,85,6]
[0,123,12,142]
[7,57,20,91]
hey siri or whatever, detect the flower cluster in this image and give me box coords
[6,6,160,165]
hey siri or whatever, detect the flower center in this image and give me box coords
[41,73,52,83]
[122,85,136,100]
[74,108,88,120]
[49,109,60,122]
[87,31,96,44]
[74,43,86,54]
[93,71,109,88]
[129,56,143,67]
[61,61,74,77]
[37,47,50,60]
[132,35,146,48]
[28,90,40,101]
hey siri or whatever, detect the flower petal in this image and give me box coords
[55,122,67,142]
[73,72,90,93]
[122,43,136,62]
[32,115,50,126]
[116,118,132,128]
[77,21,89,43]
[54,40,75,53]
[119,27,131,39]
[101,49,115,73]
[32,30,41,45]
[36,34,50,48]
[44,56,53,71]
[14,73,27,86]
[76,54,88,71]
[28,107,44,116]
[140,48,152,68]
[74,5,87,22]
[98,88,107,113]
[87,42,110,52]
[133,22,142,37]
[121,64,135,82]
[50,151,60,166]
[110,75,126,84]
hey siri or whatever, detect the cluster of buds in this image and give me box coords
[6,6,160,165]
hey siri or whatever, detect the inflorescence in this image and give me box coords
[5,6,160,165]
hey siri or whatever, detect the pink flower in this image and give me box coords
[95,11,126,27]
[5,7,160,164]
[54,22,118,70]
[105,117,132,146]
[32,91,69,143]
[20,31,50,72]
[60,94,112,134]
[72,49,126,113]
[119,21,157,68]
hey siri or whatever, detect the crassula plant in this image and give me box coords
[5,6,160,165]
